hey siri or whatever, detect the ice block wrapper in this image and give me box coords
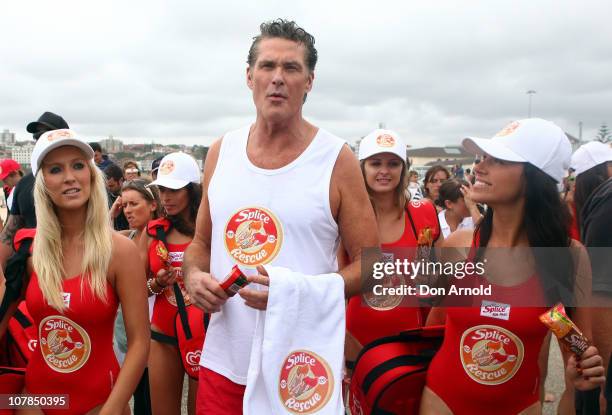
[220,265,250,297]
[156,241,171,268]
[539,303,590,355]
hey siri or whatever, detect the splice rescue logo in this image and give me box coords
[159,160,175,175]
[494,121,520,137]
[376,133,395,147]
[39,316,91,373]
[364,252,405,310]
[460,325,524,385]
[225,207,282,267]
[279,350,333,414]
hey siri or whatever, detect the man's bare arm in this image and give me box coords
[331,145,380,298]
[183,139,229,313]
[0,215,23,270]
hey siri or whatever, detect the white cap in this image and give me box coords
[462,118,572,183]
[149,152,201,189]
[571,141,612,176]
[358,129,407,162]
[31,129,94,175]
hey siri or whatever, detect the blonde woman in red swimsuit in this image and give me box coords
[0,129,149,414]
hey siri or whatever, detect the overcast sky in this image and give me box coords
[2,0,610,148]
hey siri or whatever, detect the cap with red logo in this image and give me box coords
[0,159,22,180]
[462,118,572,183]
[358,129,407,162]
[149,152,201,189]
[31,129,94,175]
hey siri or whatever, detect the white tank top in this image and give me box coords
[201,125,345,384]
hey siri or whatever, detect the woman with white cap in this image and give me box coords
[344,129,441,375]
[421,119,605,414]
[0,129,149,414]
[138,152,203,415]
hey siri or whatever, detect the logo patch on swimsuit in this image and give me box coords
[364,252,405,310]
[164,269,191,307]
[39,316,91,373]
[460,325,524,385]
[376,134,395,148]
[279,350,334,414]
[494,121,520,137]
[224,206,283,267]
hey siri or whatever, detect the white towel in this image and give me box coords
[243,266,346,415]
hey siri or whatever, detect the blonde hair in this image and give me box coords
[33,158,113,311]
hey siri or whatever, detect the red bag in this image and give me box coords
[348,325,444,415]
[174,290,209,380]
[6,302,37,367]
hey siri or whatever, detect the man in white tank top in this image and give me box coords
[184,19,379,414]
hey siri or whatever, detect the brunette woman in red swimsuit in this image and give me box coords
[421,119,606,415]
[0,129,149,414]
[138,152,201,415]
[344,129,441,365]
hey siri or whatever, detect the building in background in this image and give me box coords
[10,142,36,169]
[101,135,124,153]
[1,129,16,145]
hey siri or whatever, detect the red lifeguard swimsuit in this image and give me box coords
[426,237,549,414]
[147,221,191,339]
[25,273,119,415]
[346,200,440,347]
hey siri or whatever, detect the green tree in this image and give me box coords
[596,123,611,143]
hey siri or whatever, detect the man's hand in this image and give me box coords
[566,345,606,391]
[185,269,228,313]
[238,265,270,311]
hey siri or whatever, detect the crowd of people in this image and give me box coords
[0,18,611,415]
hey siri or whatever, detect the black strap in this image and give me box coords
[362,354,431,395]
[154,226,192,340]
[151,329,178,345]
[12,308,32,329]
[0,238,33,317]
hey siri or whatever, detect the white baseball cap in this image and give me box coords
[358,129,407,162]
[149,152,201,189]
[571,141,612,176]
[31,129,94,175]
[462,118,572,183]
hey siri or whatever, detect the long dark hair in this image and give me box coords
[475,163,574,306]
[574,162,610,231]
[167,182,202,237]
